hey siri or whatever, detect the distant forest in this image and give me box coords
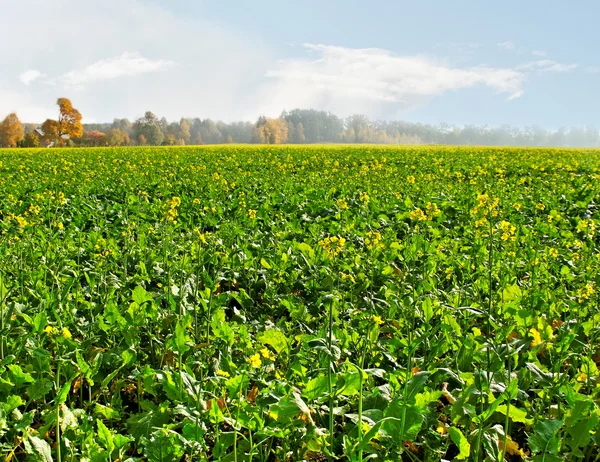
[5,108,600,148]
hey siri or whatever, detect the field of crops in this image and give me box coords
[0,145,599,461]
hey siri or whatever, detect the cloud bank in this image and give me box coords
[59,52,176,87]
[255,44,525,117]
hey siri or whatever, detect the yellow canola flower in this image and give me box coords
[62,327,72,339]
[44,325,58,335]
[372,315,384,326]
[260,347,275,361]
[499,435,528,457]
[247,209,257,219]
[530,328,543,348]
[436,422,448,435]
[249,353,262,368]
[216,370,230,377]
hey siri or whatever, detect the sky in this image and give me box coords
[0,0,598,127]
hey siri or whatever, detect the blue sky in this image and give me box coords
[1,0,598,127]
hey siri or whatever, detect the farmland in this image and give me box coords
[0,145,599,461]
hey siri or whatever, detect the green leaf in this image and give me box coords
[449,427,470,460]
[257,329,289,355]
[3,395,24,413]
[502,284,522,302]
[143,429,184,461]
[260,258,271,269]
[76,350,95,386]
[495,404,532,425]
[61,405,78,431]
[26,378,53,401]
[7,364,35,385]
[405,371,430,402]
[336,371,363,397]
[269,391,313,425]
[175,319,190,354]
[422,297,433,322]
[225,374,249,398]
[56,378,73,405]
[296,242,315,262]
[303,375,329,401]
[24,435,52,462]
[127,409,170,444]
[94,403,121,420]
[564,414,599,456]
[132,286,152,305]
[97,420,115,453]
[528,419,562,456]
[381,400,423,441]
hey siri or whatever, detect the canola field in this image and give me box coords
[0,145,599,461]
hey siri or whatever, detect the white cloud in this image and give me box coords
[19,70,45,85]
[532,50,547,57]
[0,0,273,122]
[255,44,525,118]
[517,59,578,73]
[497,41,515,51]
[59,52,175,87]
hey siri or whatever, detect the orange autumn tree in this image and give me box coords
[0,113,25,147]
[42,98,83,144]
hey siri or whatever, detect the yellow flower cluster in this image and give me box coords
[193,228,210,244]
[471,193,500,217]
[260,347,275,361]
[163,196,181,223]
[336,198,349,210]
[44,326,72,339]
[498,220,516,241]
[359,192,370,204]
[425,202,441,217]
[577,283,595,303]
[248,353,262,368]
[247,209,257,219]
[339,272,356,283]
[372,315,384,325]
[318,236,346,259]
[576,219,596,239]
[409,208,427,221]
[364,231,384,250]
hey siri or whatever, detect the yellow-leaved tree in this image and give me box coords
[0,113,25,147]
[253,118,288,144]
[42,98,83,144]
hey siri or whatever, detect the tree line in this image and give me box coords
[2,98,600,148]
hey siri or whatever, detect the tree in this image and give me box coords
[253,118,288,144]
[295,122,305,143]
[22,132,40,147]
[0,113,25,147]
[180,118,191,144]
[83,130,107,146]
[106,128,130,146]
[133,111,164,146]
[41,98,83,144]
